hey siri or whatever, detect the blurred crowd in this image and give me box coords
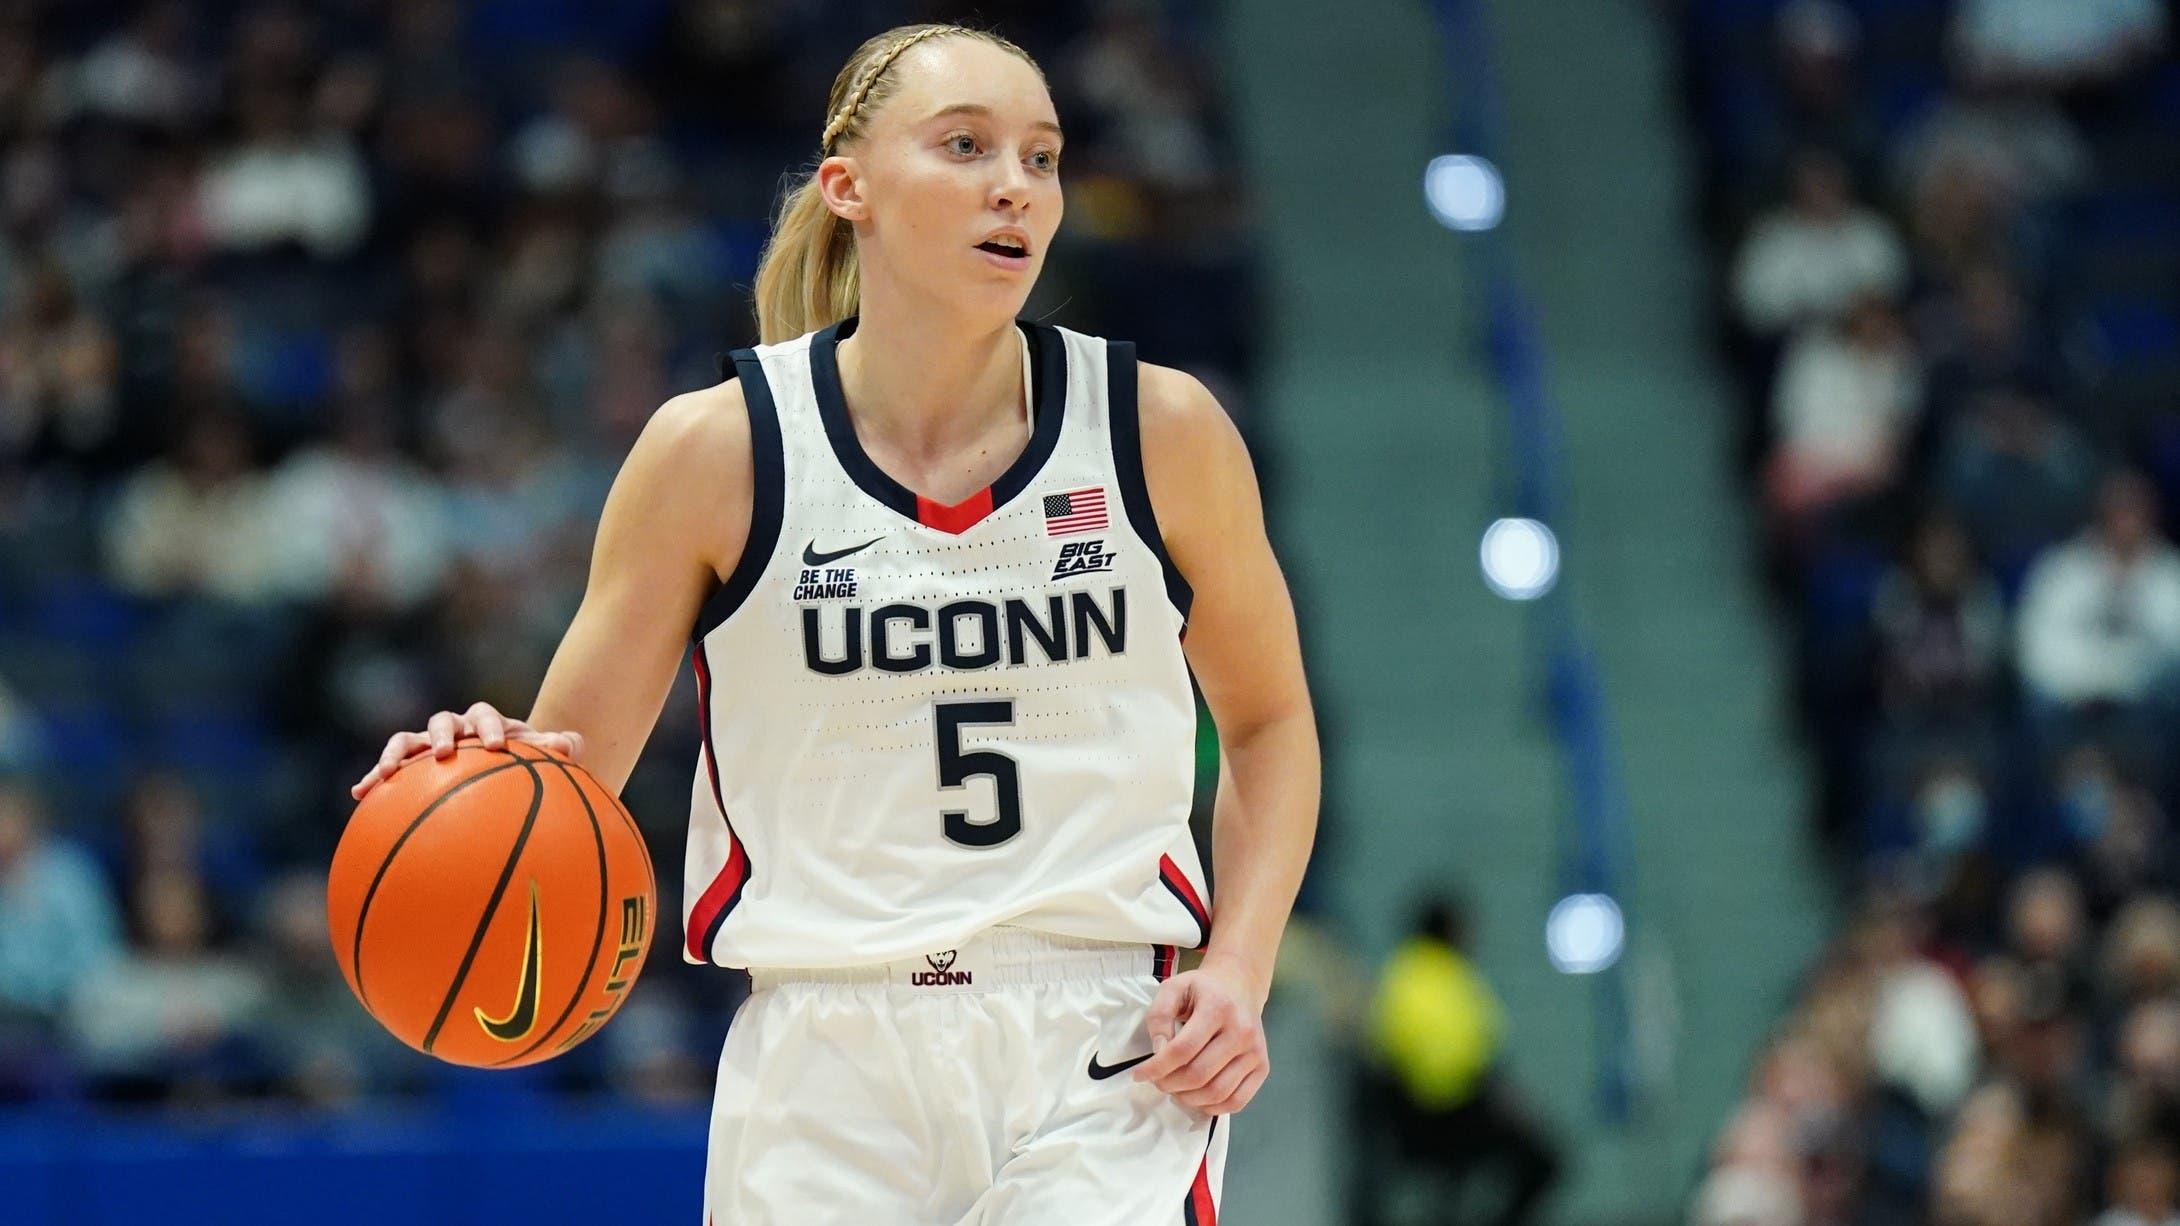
[0,0,1257,1112]
[1675,0,2180,1221]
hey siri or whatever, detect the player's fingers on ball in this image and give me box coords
[469,701,509,749]
[559,729,585,759]
[380,731,426,773]
[427,710,461,756]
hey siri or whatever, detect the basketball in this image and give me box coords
[326,741,656,1068]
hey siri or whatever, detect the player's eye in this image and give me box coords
[1029,148,1058,172]
[946,132,980,157]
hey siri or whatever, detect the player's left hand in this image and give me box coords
[1135,952,1270,1116]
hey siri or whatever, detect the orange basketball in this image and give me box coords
[326,741,656,1068]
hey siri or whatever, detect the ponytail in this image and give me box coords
[752,174,859,345]
[748,22,1041,345]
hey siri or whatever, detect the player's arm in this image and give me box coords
[352,381,751,799]
[1130,363,1321,1116]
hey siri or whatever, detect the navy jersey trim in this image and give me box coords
[809,316,1068,527]
[692,350,786,640]
[1105,341,1194,624]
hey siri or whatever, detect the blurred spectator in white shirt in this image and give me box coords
[1954,0,2168,89]
[2017,473,2180,709]
[198,80,369,260]
[257,402,451,613]
[1893,82,2091,214]
[1767,293,1921,523]
[1734,149,1909,339]
[66,868,268,1093]
[0,779,122,1024]
[103,410,275,602]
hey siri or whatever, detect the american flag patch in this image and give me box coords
[1042,486,1109,536]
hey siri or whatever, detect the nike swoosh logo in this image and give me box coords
[803,536,885,567]
[1087,1050,1153,1080]
[475,880,542,1042]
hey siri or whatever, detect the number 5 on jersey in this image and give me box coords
[936,701,1023,847]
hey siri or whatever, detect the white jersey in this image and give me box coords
[680,317,1211,970]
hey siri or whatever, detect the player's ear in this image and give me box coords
[817,156,868,222]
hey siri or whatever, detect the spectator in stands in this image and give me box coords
[1943,958,2096,1224]
[1936,384,2097,583]
[1892,78,2091,216]
[0,260,121,471]
[1766,291,1921,527]
[2009,869,2089,989]
[2016,472,2180,721]
[256,398,452,612]
[1863,894,1980,1121]
[67,867,268,1101]
[196,69,370,259]
[1368,897,1561,1225]
[2096,1136,2180,1226]
[252,870,401,1105]
[1733,149,1909,340]
[2113,1001,2180,1151]
[1917,265,2063,443]
[104,772,262,930]
[1758,1,1885,187]
[2102,899,2180,1029]
[1871,513,2007,738]
[1952,0,2169,92]
[102,409,275,602]
[0,777,122,1026]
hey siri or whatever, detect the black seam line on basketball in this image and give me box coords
[350,755,533,1014]
[561,752,650,889]
[422,760,546,1054]
[490,757,610,1067]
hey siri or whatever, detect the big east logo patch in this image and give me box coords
[1052,539,1118,581]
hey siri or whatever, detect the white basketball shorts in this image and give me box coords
[702,926,1228,1224]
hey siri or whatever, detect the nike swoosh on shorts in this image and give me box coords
[1086,1051,1153,1080]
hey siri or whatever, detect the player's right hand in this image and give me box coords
[350,700,587,800]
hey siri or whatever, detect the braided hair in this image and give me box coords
[751,24,1044,345]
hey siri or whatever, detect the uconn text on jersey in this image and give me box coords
[801,587,1128,676]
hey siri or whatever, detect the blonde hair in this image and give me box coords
[751,24,1042,344]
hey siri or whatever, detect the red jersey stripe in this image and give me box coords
[916,486,995,534]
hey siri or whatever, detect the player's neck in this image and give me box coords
[834,291,1024,458]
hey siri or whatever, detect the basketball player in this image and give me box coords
[351,23,1318,1223]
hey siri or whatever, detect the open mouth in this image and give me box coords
[976,237,1030,258]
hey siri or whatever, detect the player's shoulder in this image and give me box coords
[1134,360,1246,467]
[640,377,752,470]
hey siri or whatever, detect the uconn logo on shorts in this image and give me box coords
[911,950,972,987]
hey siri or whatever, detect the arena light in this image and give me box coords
[1546,893,1624,974]
[1479,517,1558,600]
[1423,154,1505,231]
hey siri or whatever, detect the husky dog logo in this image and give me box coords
[913,949,970,986]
